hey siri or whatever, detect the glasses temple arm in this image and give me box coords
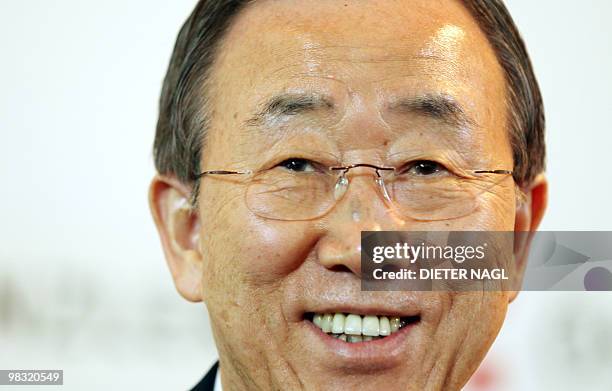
[472,169,513,175]
[192,169,252,180]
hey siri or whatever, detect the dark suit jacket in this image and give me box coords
[191,362,218,391]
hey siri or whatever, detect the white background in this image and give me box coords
[1,1,611,390]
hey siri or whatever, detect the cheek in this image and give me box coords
[201,186,320,288]
[452,292,508,345]
[236,214,319,284]
[456,183,516,231]
[481,184,517,230]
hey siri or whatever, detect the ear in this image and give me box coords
[149,175,203,302]
[508,174,548,302]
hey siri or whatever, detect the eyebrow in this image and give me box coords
[387,94,477,129]
[245,92,335,127]
[245,91,477,130]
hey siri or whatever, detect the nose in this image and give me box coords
[316,171,407,277]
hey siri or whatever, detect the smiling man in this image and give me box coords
[149,0,547,390]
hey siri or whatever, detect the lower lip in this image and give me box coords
[302,318,420,369]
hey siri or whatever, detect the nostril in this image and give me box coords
[328,264,353,273]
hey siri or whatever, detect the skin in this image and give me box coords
[149,0,548,390]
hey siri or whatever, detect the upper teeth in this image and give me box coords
[312,313,403,338]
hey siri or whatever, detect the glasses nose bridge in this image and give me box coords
[333,164,393,204]
[336,163,386,177]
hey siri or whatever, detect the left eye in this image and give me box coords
[277,158,317,172]
[402,160,447,176]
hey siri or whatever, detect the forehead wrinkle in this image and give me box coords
[267,43,420,61]
[259,41,463,79]
[265,54,454,77]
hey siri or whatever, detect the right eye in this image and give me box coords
[277,158,317,172]
[400,160,449,177]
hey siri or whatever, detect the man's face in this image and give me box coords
[199,0,516,389]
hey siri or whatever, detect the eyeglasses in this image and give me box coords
[193,155,513,222]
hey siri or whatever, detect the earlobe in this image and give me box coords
[509,174,548,303]
[149,175,204,302]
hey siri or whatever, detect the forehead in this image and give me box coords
[208,0,508,159]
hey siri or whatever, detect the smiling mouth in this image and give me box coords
[306,312,420,343]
